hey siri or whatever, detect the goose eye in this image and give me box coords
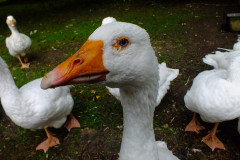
[119,38,128,47]
[113,37,129,49]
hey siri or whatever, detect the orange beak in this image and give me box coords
[9,20,14,26]
[41,40,109,89]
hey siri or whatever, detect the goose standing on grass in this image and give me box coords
[184,50,240,151]
[0,56,80,152]
[6,15,31,69]
[41,19,179,160]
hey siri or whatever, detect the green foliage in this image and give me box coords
[0,1,209,159]
[0,0,203,135]
[71,84,106,128]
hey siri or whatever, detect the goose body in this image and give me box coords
[6,15,31,69]
[41,19,179,160]
[185,68,240,123]
[2,78,73,129]
[184,50,240,150]
[0,56,80,152]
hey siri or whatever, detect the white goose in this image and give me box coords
[6,15,31,69]
[0,56,80,152]
[41,20,179,160]
[184,50,240,151]
[102,18,179,106]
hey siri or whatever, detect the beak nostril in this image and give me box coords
[73,59,83,67]
[73,59,82,64]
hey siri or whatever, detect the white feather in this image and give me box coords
[0,56,73,130]
[107,63,179,106]
[203,50,239,69]
[185,51,240,131]
[101,17,117,25]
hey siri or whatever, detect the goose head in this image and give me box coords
[6,15,16,27]
[41,21,158,90]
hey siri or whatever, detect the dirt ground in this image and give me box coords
[1,1,240,160]
[156,2,240,160]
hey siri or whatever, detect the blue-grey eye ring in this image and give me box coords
[119,38,129,47]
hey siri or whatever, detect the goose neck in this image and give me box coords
[119,84,158,160]
[8,25,19,35]
[0,62,19,103]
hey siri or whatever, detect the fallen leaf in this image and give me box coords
[91,90,96,94]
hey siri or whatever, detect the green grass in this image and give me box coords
[0,0,211,159]
[0,0,199,124]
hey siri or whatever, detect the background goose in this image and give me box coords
[184,50,240,151]
[0,56,80,152]
[5,15,31,69]
[41,19,179,160]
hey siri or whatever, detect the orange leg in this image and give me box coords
[64,114,80,131]
[17,55,30,69]
[202,123,225,151]
[23,56,29,63]
[185,112,205,134]
[36,128,60,153]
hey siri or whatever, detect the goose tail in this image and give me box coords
[156,63,179,106]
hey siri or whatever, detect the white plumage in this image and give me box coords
[156,63,179,106]
[103,18,179,107]
[233,35,240,51]
[203,50,235,69]
[184,50,240,150]
[101,17,117,25]
[0,56,80,152]
[41,18,179,160]
[5,15,31,69]
[107,63,179,106]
